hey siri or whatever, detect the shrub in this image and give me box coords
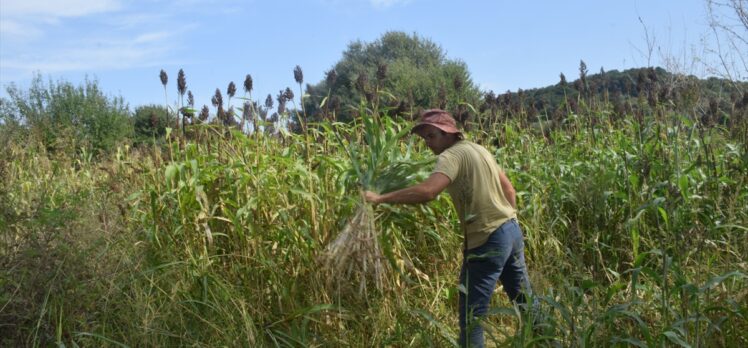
[0,74,132,156]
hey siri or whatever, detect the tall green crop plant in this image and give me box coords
[324,104,432,295]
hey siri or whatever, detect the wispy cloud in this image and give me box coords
[0,0,123,42]
[369,0,412,8]
[2,0,122,18]
[2,33,177,73]
[0,20,43,41]
[0,0,203,78]
[319,0,412,11]
[133,31,173,44]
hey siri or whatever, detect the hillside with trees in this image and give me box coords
[481,65,748,129]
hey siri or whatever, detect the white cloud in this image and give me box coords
[2,36,176,73]
[369,0,411,8]
[0,19,43,41]
[0,1,188,75]
[109,13,170,29]
[0,0,234,79]
[134,31,173,44]
[0,0,123,42]
[1,0,122,18]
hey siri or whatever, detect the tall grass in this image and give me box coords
[1,97,746,346]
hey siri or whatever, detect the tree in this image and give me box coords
[1,74,131,156]
[132,105,175,146]
[304,31,481,122]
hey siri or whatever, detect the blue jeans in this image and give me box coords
[459,219,533,348]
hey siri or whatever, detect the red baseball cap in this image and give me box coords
[411,109,462,136]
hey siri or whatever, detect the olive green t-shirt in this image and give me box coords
[433,140,516,250]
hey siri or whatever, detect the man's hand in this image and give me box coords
[364,191,382,204]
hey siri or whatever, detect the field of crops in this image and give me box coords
[2,100,747,346]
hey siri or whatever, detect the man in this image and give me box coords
[364,109,534,348]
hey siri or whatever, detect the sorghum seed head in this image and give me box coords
[187,91,194,107]
[579,60,588,78]
[453,75,464,91]
[484,90,496,105]
[264,94,273,109]
[356,72,368,93]
[212,88,223,108]
[199,105,210,121]
[284,87,294,101]
[293,65,303,84]
[244,74,253,94]
[227,81,237,98]
[326,69,337,86]
[277,91,286,114]
[159,69,168,86]
[376,62,387,82]
[177,69,187,96]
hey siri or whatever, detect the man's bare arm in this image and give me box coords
[498,171,516,209]
[364,173,450,204]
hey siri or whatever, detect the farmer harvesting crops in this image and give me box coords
[364,109,535,348]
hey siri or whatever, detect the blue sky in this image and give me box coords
[0,0,720,111]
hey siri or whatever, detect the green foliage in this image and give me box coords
[305,31,481,122]
[0,74,132,156]
[3,68,748,347]
[492,66,748,123]
[0,143,136,346]
[331,107,431,192]
[3,107,747,346]
[131,104,174,146]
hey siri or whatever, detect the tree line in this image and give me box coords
[2,31,746,158]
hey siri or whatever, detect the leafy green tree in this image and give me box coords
[305,31,481,122]
[1,74,131,155]
[131,105,175,146]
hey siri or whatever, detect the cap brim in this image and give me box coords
[411,122,461,135]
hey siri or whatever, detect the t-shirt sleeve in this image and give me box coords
[433,151,459,181]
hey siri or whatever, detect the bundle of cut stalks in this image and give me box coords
[323,201,386,294]
[322,114,431,294]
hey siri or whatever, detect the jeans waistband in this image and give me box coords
[501,217,518,228]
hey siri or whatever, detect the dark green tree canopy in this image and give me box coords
[132,105,175,146]
[305,31,481,122]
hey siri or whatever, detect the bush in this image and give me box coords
[131,104,174,147]
[0,74,132,156]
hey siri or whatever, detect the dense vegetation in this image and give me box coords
[2,27,748,346]
[304,31,482,123]
[0,75,132,156]
[490,65,748,128]
[2,69,747,346]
